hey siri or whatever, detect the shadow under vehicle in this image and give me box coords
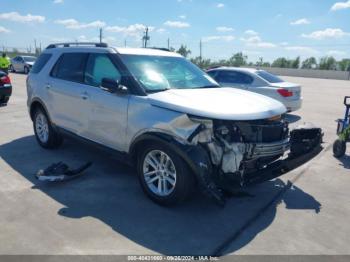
[0,135,322,255]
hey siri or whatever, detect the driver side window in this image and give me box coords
[84,54,121,87]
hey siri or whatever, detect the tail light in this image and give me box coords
[277,88,293,97]
[0,75,11,85]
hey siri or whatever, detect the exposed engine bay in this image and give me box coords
[189,116,290,177]
[178,115,323,204]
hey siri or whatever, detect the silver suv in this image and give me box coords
[27,42,290,206]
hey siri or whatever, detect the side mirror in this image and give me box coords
[101,78,127,93]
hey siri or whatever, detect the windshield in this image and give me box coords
[23,56,37,62]
[256,70,284,83]
[120,54,219,92]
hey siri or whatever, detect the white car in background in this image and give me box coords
[207,67,302,112]
[10,56,37,74]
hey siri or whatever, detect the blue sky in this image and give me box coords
[0,0,349,62]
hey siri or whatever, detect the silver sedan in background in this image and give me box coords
[10,56,37,74]
[207,67,302,112]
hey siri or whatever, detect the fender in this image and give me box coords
[130,132,225,205]
[29,97,51,122]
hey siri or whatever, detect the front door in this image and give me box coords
[82,53,129,151]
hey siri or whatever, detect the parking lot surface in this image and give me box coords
[0,73,350,255]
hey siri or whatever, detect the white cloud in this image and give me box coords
[179,15,186,19]
[302,28,349,40]
[105,24,153,38]
[290,18,310,25]
[53,0,64,4]
[244,30,258,35]
[217,3,225,8]
[284,46,318,54]
[241,35,276,48]
[0,26,10,33]
[331,0,350,11]
[202,35,235,42]
[242,50,262,55]
[164,20,190,28]
[0,11,45,23]
[156,28,166,33]
[216,26,234,32]
[327,50,347,56]
[55,19,106,29]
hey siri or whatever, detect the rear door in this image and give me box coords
[81,53,129,151]
[47,52,89,135]
[216,70,254,89]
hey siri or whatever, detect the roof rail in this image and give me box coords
[46,42,108,49]
[148,47,171,52]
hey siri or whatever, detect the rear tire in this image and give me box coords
[333,139,346,158]
[33,107,63,149]
[24,66,29,74]
[137,142,195,206]
[0,96,9,105]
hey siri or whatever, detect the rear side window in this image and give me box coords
[218,71,254,85]
[207,70,218,78]
[31,54,52,74]
[256,70,283,83]
[84,54,121,87]
[51,53,88,82]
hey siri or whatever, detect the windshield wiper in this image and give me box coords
[146,88,170,93]
[198,85,220,89]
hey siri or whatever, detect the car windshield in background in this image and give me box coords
[23,56,37,62]
[256,70,284,83]
[120,54,219,92]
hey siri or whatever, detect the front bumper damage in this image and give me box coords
[168,115,323,206]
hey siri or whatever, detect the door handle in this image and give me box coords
[46,84,51,90]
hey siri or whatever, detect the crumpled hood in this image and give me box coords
[148,87,287,120]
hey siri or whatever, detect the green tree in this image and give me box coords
[190,56,213,69]
[228,52,247,67]
[272,57,290,68]
[176,45,191,58]
[291,56,300,69]
[301,57,318,69]
[338,59,350,71]
[319,56,337,70]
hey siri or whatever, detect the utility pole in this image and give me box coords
[199,39,203,63]
[99,28,103,43]
[124,39,127,47]
[34,39,37,55]
[142,27,150,48]
[167,38,170,50]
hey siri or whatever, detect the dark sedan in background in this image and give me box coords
[0,70,12,105]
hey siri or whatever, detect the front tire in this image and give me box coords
[137,142,195,206]
[9,65,15,73]
[333,139,346,158]
[33,108,63,149]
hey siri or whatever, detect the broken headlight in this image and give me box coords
[188,115,213,127]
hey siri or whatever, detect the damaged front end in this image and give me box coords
[183,115,322,205]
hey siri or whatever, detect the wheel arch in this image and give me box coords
[29,98,52,123]
[129,132,213,185]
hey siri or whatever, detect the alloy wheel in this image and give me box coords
[142,150,177,197]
